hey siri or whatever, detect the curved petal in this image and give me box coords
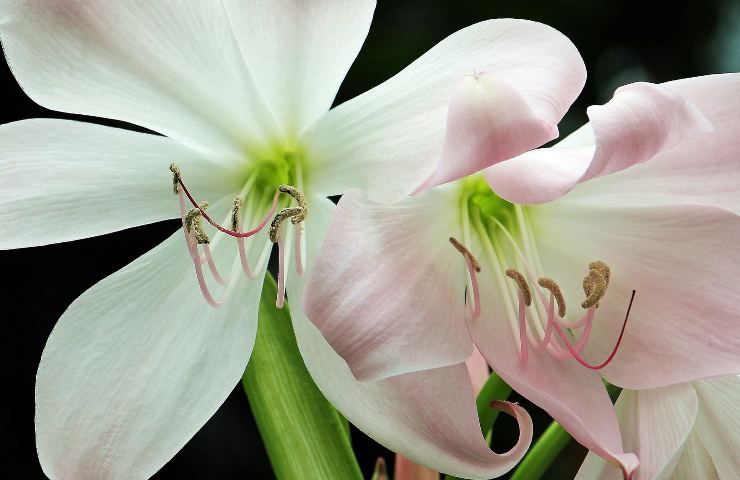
[530,202,740,389]
[0,1,277,158]
[575,384,698,480]
[221,0,376,136]
[469,257,637,473]
[291,197,533,479]
[306,18,585,201]
[0,119,234,249]
[691,376,740,478]
[546,73,740,215]
[671,434,718,480]
[36,207,268,479]
[414,73,558,193]
[303,187,472,381]
[485,81,712,204]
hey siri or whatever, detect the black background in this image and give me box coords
[1,0,737,478]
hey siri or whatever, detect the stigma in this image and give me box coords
[170,164,308,309]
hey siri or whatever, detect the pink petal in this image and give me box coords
[306,18,585,203]
[470,264,638,474]
[485,81,712,204]
[540,73,740,215]
[466,346,491,395]
[575,384,698,480]
[531,202,740,390]
[414,73,557,193]
[303,188,473,381]
[292,197,533,479]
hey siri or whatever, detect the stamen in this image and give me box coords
[276,228,287,308]
[279,185,308,223]
[202,244,227,285]
[552,290,636,370]
[294,222,304,276]
[231,196,242,231]
[185,202,210,245]
[170,163,182,195]
[517,290,529,362]
[588,260,611,287]
[538,277,566,317]
[449,237,481,272]
[505,269,531,306]
[582,269,607,309]
[269,207,304,243]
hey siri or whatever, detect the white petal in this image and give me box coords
[221,0,376,135]
[36,209,268,479]
[554,73,740,215]
[691,376,740,478]
[0,120,234,249]
[575,385,698,480]
[306,19,585,201]
[671,434,718,480]
[0,1,277,157]
[289,197,533,479]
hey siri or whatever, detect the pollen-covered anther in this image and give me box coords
[582,269,607,309]
[185,201,210,244]
[449,237,481,272]
[538,277,566,317]
[506,268,532,306]
[269,207,304,243]
[231,196,243,231]
[588,260,611,287]
[169,163,182,195]
[278,185,308,224]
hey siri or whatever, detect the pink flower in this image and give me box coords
[304,73,740,477]
[576,375,740,479]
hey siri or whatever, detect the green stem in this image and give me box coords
[445,372,513,480]
[242,274,362,480]
[510,421,571,480]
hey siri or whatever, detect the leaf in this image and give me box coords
[242,274,363,480]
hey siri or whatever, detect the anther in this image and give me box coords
[279,185,308,223]
[506,269,531,306]
[538,277,566,317]
[269,207,304,243]
[582,269,607,309]
[231,196,243,231]
[169,163,181,195]
[449,237,481,272]
[185,202,210,244]
[588,260,611,287]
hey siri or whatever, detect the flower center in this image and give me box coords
[170,144,311,308]
[453,176,635,370]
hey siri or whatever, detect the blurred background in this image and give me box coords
[1,0,737,478]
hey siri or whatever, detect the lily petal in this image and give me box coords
[221,0,376,136]
[306,18,585,202]
[671,434,718,480]
[0,119,233,249]
[542,74,740,215]
[485,81,712,204]
[414,73,558,193]
[575,384,698,480]
[304,187,472,381]
[292,197,533,479]
[36,206,267,479]
[531,203,740,389]
[0,1,278,157]
[691,376,740,478]
[469,260,637,474]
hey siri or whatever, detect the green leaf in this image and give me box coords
[242,274,363,480]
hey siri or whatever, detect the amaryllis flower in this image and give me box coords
[0,1,587,478]
[305,73,740,478]
[576,375,740,480]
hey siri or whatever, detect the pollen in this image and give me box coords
[449,237,481,272]
[582,269,607,309]
[506,268,531,306]
[588,260,611,287]
[538,277,566,317]
[169,163,182,195]
[269,207,304,243]
[185,201,210,244]
[231,196,243,231]
[279,185,308,224]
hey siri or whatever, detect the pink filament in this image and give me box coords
[294,223,304,276]
[517,291,528,363]
[464,254,481,318]
[203,244,227,286]
[276,229,287,308]
[550,291,636,370]
[177,177,279,238]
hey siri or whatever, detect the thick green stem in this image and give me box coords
[242,274,362,480]
[510,421,571,480]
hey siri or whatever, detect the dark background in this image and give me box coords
[1,1,737,478]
